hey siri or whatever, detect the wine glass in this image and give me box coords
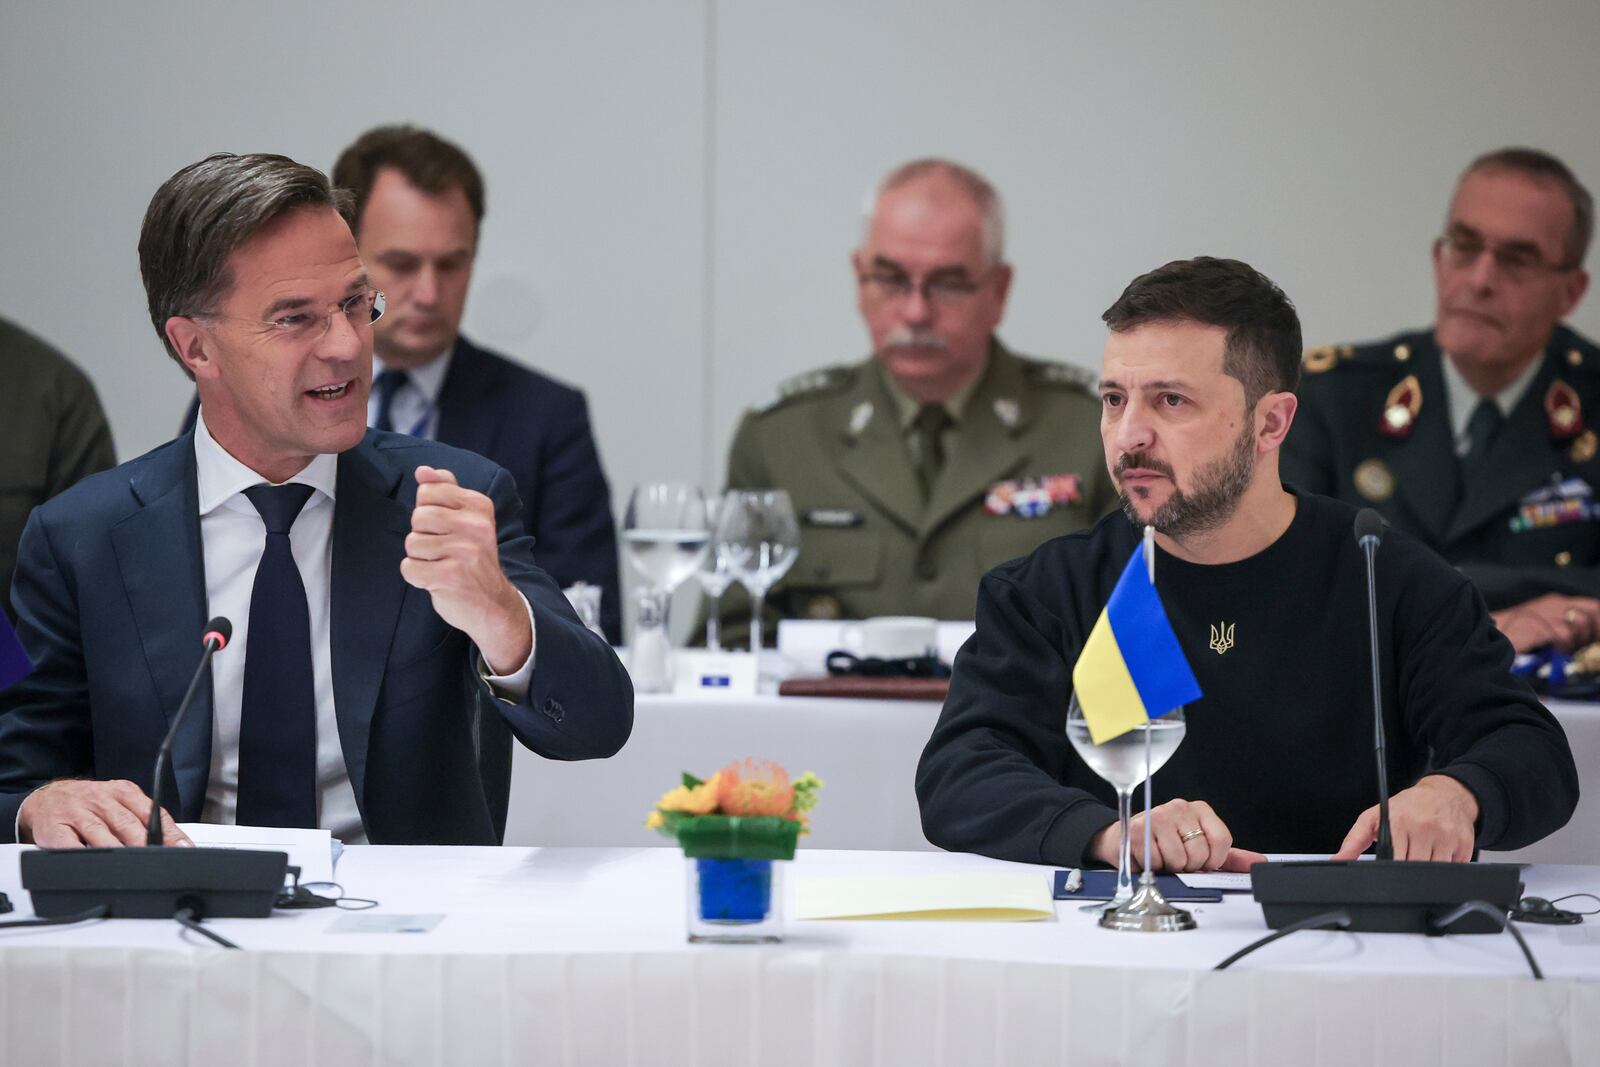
[695,492,738,652]
[716,489,800,678]
[622,482,711,691]
[1065,695,1187,908]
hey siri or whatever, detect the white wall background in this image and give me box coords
[6,0,1600,520]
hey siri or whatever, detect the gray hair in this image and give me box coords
[860,158,1006,267]
[1459,146,1593,268]
[138,152,353,373]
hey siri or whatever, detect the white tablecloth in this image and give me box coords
[0,846,1596,1066]
[509,695,1600,863]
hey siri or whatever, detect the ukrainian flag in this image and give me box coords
[1072,545,1202,744]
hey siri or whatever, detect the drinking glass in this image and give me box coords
[717,489,800,678]
[622,482,711,691]
[695,492,738,652]
[1065,696,1187,907]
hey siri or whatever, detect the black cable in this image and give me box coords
[1214,910,1352,971]
[1550,893,1600,915]
[1431,901,1542,980]
[0,905,109,930]
[174,906,240,950]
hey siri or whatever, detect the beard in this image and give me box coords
[1117,420,1257,538]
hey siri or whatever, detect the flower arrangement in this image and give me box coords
[647,758,823,859]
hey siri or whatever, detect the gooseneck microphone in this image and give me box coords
[21,618,288,925]
[1353,509,1394,862]
[1247,508,1523,936]
[146,617,232,847]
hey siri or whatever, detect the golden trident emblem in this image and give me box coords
[1209,622,1235,655]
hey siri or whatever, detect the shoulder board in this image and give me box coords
[1023,359,1096,390]
[1303,337,1417,375]
[751,365,856,414]
[1555,328,1600,376]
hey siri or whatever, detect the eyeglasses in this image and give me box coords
[203,289,386,342]
[858,267,995,307]
[1435,231,1575,283]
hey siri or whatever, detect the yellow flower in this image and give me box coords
[645,811,664,830]
[655,772,722,815]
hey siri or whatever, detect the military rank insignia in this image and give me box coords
[984,473,1082,517]
[1379,375,1422,440]
[1545,380,1584,441]
[1511,477,1598,533]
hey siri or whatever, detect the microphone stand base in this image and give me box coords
[21,847,288,919]
[1099,874,1197,932]
[1251,859,1522,934]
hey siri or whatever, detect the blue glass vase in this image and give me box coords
[686,856,785,942]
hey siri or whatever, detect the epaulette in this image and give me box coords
[1023,359,1096,390]
[751,365,856,414]
[1302,339,1412,375]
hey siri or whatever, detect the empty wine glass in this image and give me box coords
[717,489,800,678]
[1065,695,1187,908]
[696,492,738,652]
[623,482,711,692]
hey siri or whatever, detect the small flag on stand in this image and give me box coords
[1071,541,1201,744]
[0,613,33,692]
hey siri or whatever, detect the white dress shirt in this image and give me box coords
[369,348,452,439]
[193,410,535,844]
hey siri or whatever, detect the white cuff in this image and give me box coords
[477,592,537,704]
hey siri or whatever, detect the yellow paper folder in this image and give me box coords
[794,872,1053,921]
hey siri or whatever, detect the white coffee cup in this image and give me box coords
[839,616,939,660]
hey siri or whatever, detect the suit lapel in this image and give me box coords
[921,347,1031,540]
[329,439,411,813]
[1382,342,1459,545]
[434,337,500,456]
[1447,349,1561,544]
[109,440,209,818]
[831,368,924,536]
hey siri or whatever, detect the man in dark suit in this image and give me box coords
[331,125,622,643]
[1285,148,1597,653]
[0,152,632,846]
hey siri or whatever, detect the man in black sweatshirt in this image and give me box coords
[916,257,1579,873]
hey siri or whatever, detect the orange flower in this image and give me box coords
[717,758,795,817]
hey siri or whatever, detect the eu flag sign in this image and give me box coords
[1071,545,1202,744]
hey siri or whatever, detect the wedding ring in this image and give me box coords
[1180,827,1206,843]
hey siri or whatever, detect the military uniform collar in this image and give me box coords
[1439,347,1545,442]
[876,351,989,430]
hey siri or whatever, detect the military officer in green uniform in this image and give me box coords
[0,316,116,620]
[719,159,1113,636]
[1284,147,1597,653]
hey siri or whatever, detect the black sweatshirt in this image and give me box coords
[916,489,1579,865]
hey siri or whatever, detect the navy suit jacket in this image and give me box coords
[0,430,633,844]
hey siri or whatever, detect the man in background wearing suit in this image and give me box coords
[331,125,622,643]
[1285,148,1597,653]
[0,152,632,847]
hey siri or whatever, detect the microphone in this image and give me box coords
[146,617,231,846]
[1248,509,1522,935]
[21,618,288,920]
[1353,510,1393,861]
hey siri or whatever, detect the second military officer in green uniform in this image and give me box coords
[1284,147,1598,653]
[720,159,1114,635]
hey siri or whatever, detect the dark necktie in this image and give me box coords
[372,369,410,433]
[1459,397,1503,485]
[237,483,318,829]
[912,404,954,499]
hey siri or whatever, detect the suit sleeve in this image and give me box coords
[528,390,624,645]
[0,510,96,841]
[483,465,634,761]
[1280,385,1338,496]
[916,571,1118,865]
[1453,561,1600,607]
[1393,565,1579,850]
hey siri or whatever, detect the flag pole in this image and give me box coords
[1142,525,1156,879]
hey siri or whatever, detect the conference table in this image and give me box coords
[508,694,1600,865]
[1,844,1596,1065]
